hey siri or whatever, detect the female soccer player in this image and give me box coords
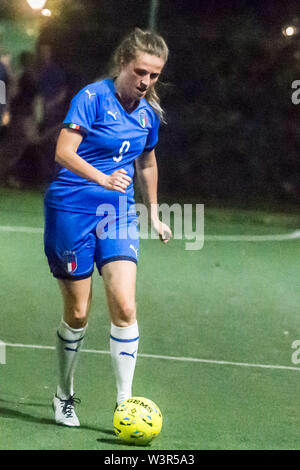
[44,28,172,426]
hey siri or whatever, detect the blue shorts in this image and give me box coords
[44,204,139,280]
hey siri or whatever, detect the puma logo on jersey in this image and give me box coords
[130,244,138,258]
[108,110,118,120]
[85,89,96,99]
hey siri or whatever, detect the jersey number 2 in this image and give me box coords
[113,140,130,163]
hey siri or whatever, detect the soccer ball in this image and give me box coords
[113,397,163,446]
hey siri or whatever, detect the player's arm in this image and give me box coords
[55,129,131,193]
[136,149,172,243]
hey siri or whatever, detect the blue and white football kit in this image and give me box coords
[44,79,159,279]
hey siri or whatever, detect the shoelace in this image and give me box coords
[60,395,81,418]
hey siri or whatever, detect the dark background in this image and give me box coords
[2,0,300,206]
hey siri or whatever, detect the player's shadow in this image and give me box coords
[96,437,136,448]
[0,396,49,408]
[0,404,54,426]
[96,437,151,450]
[0,399,113,434]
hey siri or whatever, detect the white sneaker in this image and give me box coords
[52,394,81,427]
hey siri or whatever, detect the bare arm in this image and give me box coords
[136,149,172,242]
[135,149,159,217]
[55,129,131,193]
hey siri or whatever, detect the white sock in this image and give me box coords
[56,319,87,400]
[110,321,139,405]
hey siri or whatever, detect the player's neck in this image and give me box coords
[115,92,139,114]
[114,79,139,113]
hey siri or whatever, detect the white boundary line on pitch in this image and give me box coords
[204,230,300,242]
[0,340,6,364]
[0,225,44,233]
[4,342,300,373]
[1,225,300,242]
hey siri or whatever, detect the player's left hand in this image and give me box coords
[152,219,172,244]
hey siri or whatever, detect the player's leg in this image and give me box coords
[57,277,92,395]
[58,277,92,329]
[52,277,92,426]
[44,205,96,426]
[101,261,139,405]
[53,277,92,426]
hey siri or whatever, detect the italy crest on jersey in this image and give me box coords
[63,250,77,273]
[138,109,147,128]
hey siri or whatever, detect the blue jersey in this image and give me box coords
[45,78,160,214]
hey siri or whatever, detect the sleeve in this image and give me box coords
[143,112,160,153]
[62,85,98,136]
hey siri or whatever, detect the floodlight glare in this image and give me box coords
[41,8,52,17]
[26,0,48,10]
[286,26,296,36]
[282,25,298,37]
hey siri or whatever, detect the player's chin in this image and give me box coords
[136,88,146,98]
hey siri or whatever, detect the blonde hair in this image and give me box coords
[109,28,169,122]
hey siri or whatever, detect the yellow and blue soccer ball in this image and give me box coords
[113,397,163,446]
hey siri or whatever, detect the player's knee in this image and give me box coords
[115,301,136,327]
[68,302,90,328]
[72,315,88,329]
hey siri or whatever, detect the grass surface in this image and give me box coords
[0,188,300,450]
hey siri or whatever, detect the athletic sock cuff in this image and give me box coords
[110,321,139,341]
[57,319,88,342]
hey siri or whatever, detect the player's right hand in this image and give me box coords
[99,169,132,193]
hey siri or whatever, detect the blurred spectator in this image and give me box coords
[36,44,68,132]
[11,52,37,140]
[0,48,13,138]
[4,45,69,188]
[2,51,38,187]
